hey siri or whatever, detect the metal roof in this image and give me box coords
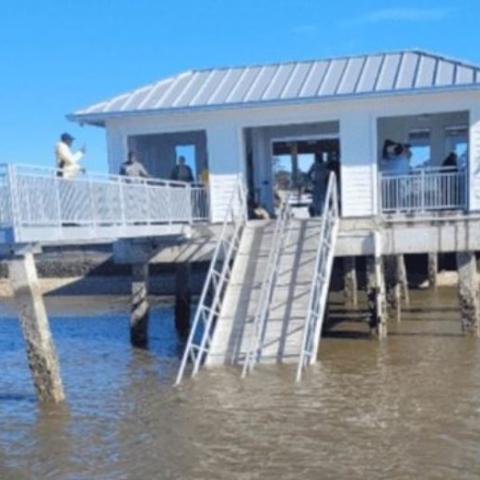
[70,50,480,123]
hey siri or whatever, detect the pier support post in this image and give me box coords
[428,253,438,289]
[366,235,387,338]
[8,252,65,403]
[131,262,149,348]
[175,263,191,338]
[343,256,358,307]
[384,256,401,322]
[456,252,480,335]
[397,254,410,307]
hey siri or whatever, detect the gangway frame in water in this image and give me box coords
[175,179,247,385]
[241,195,292,377]
[296,173,339,382]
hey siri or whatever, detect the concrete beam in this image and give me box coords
[428,253,438,288]
[8,252,65,403]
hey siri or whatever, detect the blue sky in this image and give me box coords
[1,0,478,173]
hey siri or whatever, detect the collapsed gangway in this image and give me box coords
[176,174,339,384]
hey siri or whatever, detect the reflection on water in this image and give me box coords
[1,290,480,479]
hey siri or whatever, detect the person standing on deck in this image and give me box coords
[170,155,194,182]
[55,132,86,179]
[119,152,150,178]
[308,154,329,216]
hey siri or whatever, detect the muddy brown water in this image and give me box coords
[1,289,479,479]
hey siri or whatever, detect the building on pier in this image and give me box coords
[69,49,480,224]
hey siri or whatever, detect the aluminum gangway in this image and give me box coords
[0,164,209,245]
[296,173,339,382]
[175,180,247,385]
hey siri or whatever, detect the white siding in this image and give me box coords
[340,112,375,217]
[106,126,126,174]
[207,124,243,222]
[469,106,480,210]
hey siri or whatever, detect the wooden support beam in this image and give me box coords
[175,263,191,338]
[343,256,358,307]
[131,262,149,348]
[384,255,401,322]
[8,252,65,403]
[397,254,410,307]
[456,251,480,335]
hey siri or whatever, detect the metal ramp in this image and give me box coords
[176,174,339,384]
[205,174,339,373]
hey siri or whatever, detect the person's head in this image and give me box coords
[178,155,186,166]
[60,132,74,146]
[127,151,137,164]
[382,139,396,159]
[393,144,404,157]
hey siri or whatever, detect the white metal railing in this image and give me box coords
[175,179,247,385]
[0,163,209,242]
[380,166,467,214]
[241,195,292,378]
[296,173,339,382]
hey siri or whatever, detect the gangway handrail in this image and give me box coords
[296,173,339,382]
[241,195,291,377]
[175,178,247,385]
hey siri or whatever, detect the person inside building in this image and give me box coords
[119,151,150,178]
[442,152,458,170]
[55,132,86,179]
[308,153,329,216]
[170,155,194,182]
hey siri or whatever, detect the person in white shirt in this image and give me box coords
[55,132,86,179]
[119,151,150,178]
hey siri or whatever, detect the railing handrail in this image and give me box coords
[175,177,247,385]
[241,195,292,377]
[296,173,339,382]
[1,162,198,189]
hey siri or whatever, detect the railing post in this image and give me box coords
[7,165,20,242]
[420,169,425,212]
[118,177,126,229]
[187,183,193,224]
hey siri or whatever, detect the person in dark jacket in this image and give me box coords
[170,156,194,182]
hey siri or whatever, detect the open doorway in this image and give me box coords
[271,137,340,216]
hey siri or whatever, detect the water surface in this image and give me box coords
[1,290,479,479]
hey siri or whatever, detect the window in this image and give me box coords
[408,129,431,168]
[445,126,468,169]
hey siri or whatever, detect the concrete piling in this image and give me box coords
[343,256,358,307]
[384,255,401,322]
[366,237,387,338]
[428,253,438,289]
[456,251,480,335]
[175,263,191,338]
[130,262,150,348]
[8,252,65,403]
[397,254,410,307]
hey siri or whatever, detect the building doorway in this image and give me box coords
[271,137,340,216]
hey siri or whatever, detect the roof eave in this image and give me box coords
[68,84,480,126]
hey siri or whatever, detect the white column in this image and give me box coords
[207,124,244,222]
[469,105,480,211]
[339,112,376,217]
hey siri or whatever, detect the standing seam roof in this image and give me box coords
[71,50,480,119]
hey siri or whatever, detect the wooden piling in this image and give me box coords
[428,253,438,289]
[8,252,65,403]
[343,256,358,307]
[175,263,191,338]
[456,251,480,335]
[130,262,149,348]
